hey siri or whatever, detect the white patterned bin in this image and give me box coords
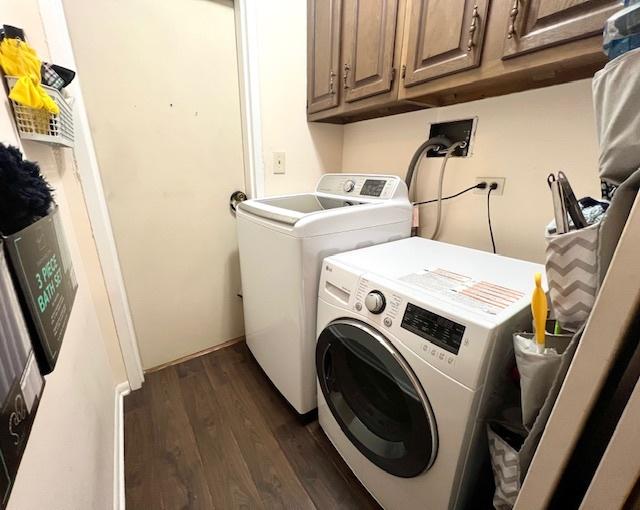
[545,222,602,332]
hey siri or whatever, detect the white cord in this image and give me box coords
[428,141,465,240]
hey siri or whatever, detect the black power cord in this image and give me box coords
[413,182,486,206]
[487,183,497,254]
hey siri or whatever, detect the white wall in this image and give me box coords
[1,1,123,508]
[342,79,601,263]
[254,0,344,197]
[63,0,248,369]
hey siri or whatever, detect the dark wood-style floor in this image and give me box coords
[124,341,381,509]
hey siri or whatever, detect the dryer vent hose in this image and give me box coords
[406,136,466,240]
[404,135,452,192]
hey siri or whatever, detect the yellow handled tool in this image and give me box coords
[531,272,547,353]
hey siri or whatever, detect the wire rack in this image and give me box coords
[5,76,74,148]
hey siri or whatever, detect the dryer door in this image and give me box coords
[316,319,438,478]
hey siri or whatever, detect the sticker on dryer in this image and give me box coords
[400,268,524,316]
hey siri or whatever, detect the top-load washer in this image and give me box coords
[236,174,412,414]
[315,238,545,509]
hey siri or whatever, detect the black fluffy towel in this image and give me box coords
[0,144,54,235]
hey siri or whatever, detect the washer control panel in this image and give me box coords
[343,180,356,193]
[316,174,403,199]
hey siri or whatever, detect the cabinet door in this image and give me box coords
[503,0,621,58]
[403,0,490,87]
[342,0,399,103]
[307,0,342,114]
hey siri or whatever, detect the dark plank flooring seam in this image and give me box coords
[176,358,264,509]
[201,349,315,509]
[227,343,379,510]
[227,347,322,509]
[125,341,380,510]
[149,366,215,509]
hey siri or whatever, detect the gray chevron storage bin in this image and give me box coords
[545,222,602,332]
[488,330,577,509]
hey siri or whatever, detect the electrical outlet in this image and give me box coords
[475,177,506,196]
[273,152,286,174]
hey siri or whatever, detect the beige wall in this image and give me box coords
[254,0,344,196]
[1,1,125,508]
[63,0,247,369]
[342,79,601,263]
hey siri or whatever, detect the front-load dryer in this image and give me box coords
[236,174,411,414]
[316,238,545,509]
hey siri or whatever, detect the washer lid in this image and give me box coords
[238,193,365,225]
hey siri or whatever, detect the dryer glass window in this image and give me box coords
[316,320,437,478]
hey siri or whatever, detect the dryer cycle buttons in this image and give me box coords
[384,317,393,327]
[365,291,386,314]
[355,302,363,311]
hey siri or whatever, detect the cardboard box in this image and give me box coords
[0,242,44,509]
[2,206,78,374]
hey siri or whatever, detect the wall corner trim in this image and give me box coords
[113,382,131,510]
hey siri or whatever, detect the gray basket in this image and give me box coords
[488,330,576,509]
[545,222,602,332]
[5,76,74,148]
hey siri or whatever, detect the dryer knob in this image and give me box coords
[343,180,356,193]
[365,291,386,314]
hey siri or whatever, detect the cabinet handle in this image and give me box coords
[507,0,519,39]
[467,4,480,52]
[343,63,350,89]
[329,71,336,94]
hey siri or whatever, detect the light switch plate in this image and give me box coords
[273,152,286,174]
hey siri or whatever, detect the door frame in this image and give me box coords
[235,0,265,199]
[36,0,265,389]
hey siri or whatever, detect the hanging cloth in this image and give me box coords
[0,38,59,114]
[592,47,640,283]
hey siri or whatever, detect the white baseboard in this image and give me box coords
[114,382,131,510]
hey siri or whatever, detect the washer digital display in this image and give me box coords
[401,302,466,355]
[360,179,386,197]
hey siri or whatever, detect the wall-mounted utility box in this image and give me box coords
[0,242,44,510]
[2,206,78,374]
[427,118,477,157]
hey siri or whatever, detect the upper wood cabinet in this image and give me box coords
[342,0,399,102]
[403,0,490,87]
[307,0,342,113]
[502,0,622,58]
[307,0,622,122]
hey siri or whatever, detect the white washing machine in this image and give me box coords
[316,238,545,509]
[236,174,411,414]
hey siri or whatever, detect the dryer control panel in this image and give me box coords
[350,276,491,389]
[316,174,404,200]
[401,303,466,355]
[320,262,506,390]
